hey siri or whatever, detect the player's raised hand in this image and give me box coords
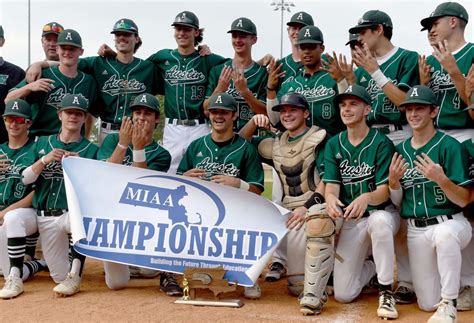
[252,114,270,129]
[28,79,55,93]
[26,62,45,83]
[216,66,232,93]
[414,153,447,184]
[352,43,379,74]
[118,117,133,148]
[0,154,10,172]
[98,43,116,57]
[132,120,148,150]
[266,58,285,91]
[286,206,307,231]
[432,40,458,75]
[211,174,240,188]
[418,55,431,86]
[183,168,206,178]
[339,54,356,85]
[344,193,370,221]
[232,68,249,94]
[326,194,345,219]
[389,152,408,188]
[322,51,344,82]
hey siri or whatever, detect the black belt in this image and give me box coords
[167,118,206,126]
[37,209,67,217]
[100,122,121,131]
[408,215,453,228]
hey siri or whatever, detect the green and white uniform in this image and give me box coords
[206,61,268,131]
[324,128,400,301]
[13,67,98,137]
[177,133,264,191]
[426,43,474,142]
[279,70,344,137]
[147,50,227,173]
[97,133,171,172]
[395,131,472,310]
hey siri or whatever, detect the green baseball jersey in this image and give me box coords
[0,139,35,206]
[323,128,394,212]
[78,56,160,124]
[25,135,98,210]
[97,133,171,172]
[355,47,419,125]
[276,54,303,91]
[427,43,474,129]
[177,133,264,191]
[278,70,344,137]
[14,66,98,137]
[396,131,470,218]
[147,50,227,120]
[206,61,268,131]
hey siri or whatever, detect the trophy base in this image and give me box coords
[174,297,244,308]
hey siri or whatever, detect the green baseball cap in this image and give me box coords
[399,85,438,107]
[0,26,4,38]
[111,18,139,34]
[3,99,32,119]
[208,93,237,112]
[272,92,309,112]
[420,2,469,31]
[131,93,160,114]
[287,11,314,27]
[349,10,393,34]
[345,33,359,46]
[42,22,64,37]
[59,94,89,112]
[57,29,82,48]
[227,17,257,36]
[172,11,199,29]
[297,25,324,45]
[335,85,372,105]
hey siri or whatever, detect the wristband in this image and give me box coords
[370,69,390,88]
[132,149,146,163]
[239,179,250,191]
[303,192,325,209]
[266,86,276,91]
[117,143,127,150]
[41,156,47,165]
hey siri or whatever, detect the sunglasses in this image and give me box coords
[42,24,64,34]
[3,116,27,124]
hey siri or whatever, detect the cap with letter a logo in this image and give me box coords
[56,29,82,48]
[59,94,89,112]
[208,93,237,112]
[399,85,438,107]
[272,92,309,112]
[227,17,257,36]
[3,99,32,118]
[335,84,372,105]
[111,18,139,34]
[287,11,314,27]
[297,25,324,45]
[130,93,160,114]
[171,11,200,29]
[349,10,393,34]
[420,2,469,31]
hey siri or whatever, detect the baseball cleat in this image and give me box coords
[428,299,457,323]
[244,283,261,299]
[393,285,417,304]
[300,292,326,315]
[0,274,23,299]
[377,290,398,319]
[159,272,183,296]
[53,272,81,297]
[265,262,287,282]
[456,286,472,311]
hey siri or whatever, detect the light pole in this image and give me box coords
[270,0,294,59]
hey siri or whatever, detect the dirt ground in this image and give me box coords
[1,259,473,322]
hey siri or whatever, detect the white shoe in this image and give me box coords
[428,299,457,323]
[377,290,398,319]
[0,274,23,299]
[244,283,261,299]
[457,286,472,311]
[53,273,81,297]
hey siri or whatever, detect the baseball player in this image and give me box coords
[96,93,183,296]
[349,9,419,145]
[41,22,64,61]
[204,17,268,132]
[0,99,48,299]
[389,85,471,323]
[147,11,227,173]
[178,92,264,298]
[6,29,98,138]
[239,92,330,314]
[325,85,399,319]
[2,94,98,298]
[0,25,26,144]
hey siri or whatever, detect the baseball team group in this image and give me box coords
[0,1,473,321]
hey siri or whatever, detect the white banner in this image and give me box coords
[63,157,290,286]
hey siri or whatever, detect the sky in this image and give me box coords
[0,0,473,70]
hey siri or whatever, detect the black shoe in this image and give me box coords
[377,290,398,319]
[265,262,287,282]
[159,272,183,296]
[393,285,417,304]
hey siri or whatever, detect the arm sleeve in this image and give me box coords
[241,144,265,191]
[205,66,219,98]
[97,134,119,161]
[322,137,340,184]
[398,51,420,91]
[443,139,471,186]
[77,57,96,74]
[375,136,395,186]
[147,148,171,173]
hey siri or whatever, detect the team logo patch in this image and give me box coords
[102,70,108,75]
[336,153,342,159]
[0,74,9,85]
[196,151,203,157]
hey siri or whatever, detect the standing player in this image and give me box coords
[6,29,98,138]
[204,17,268,132]
[41,22,64,61]
[0,99,47,299]
[178,93,264,298]
[97,93,182,296]
[325,85,399,319]
[389,85,471,323]
[148,11,227,173]
[349,9,419,145]
[239,92,331,315]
